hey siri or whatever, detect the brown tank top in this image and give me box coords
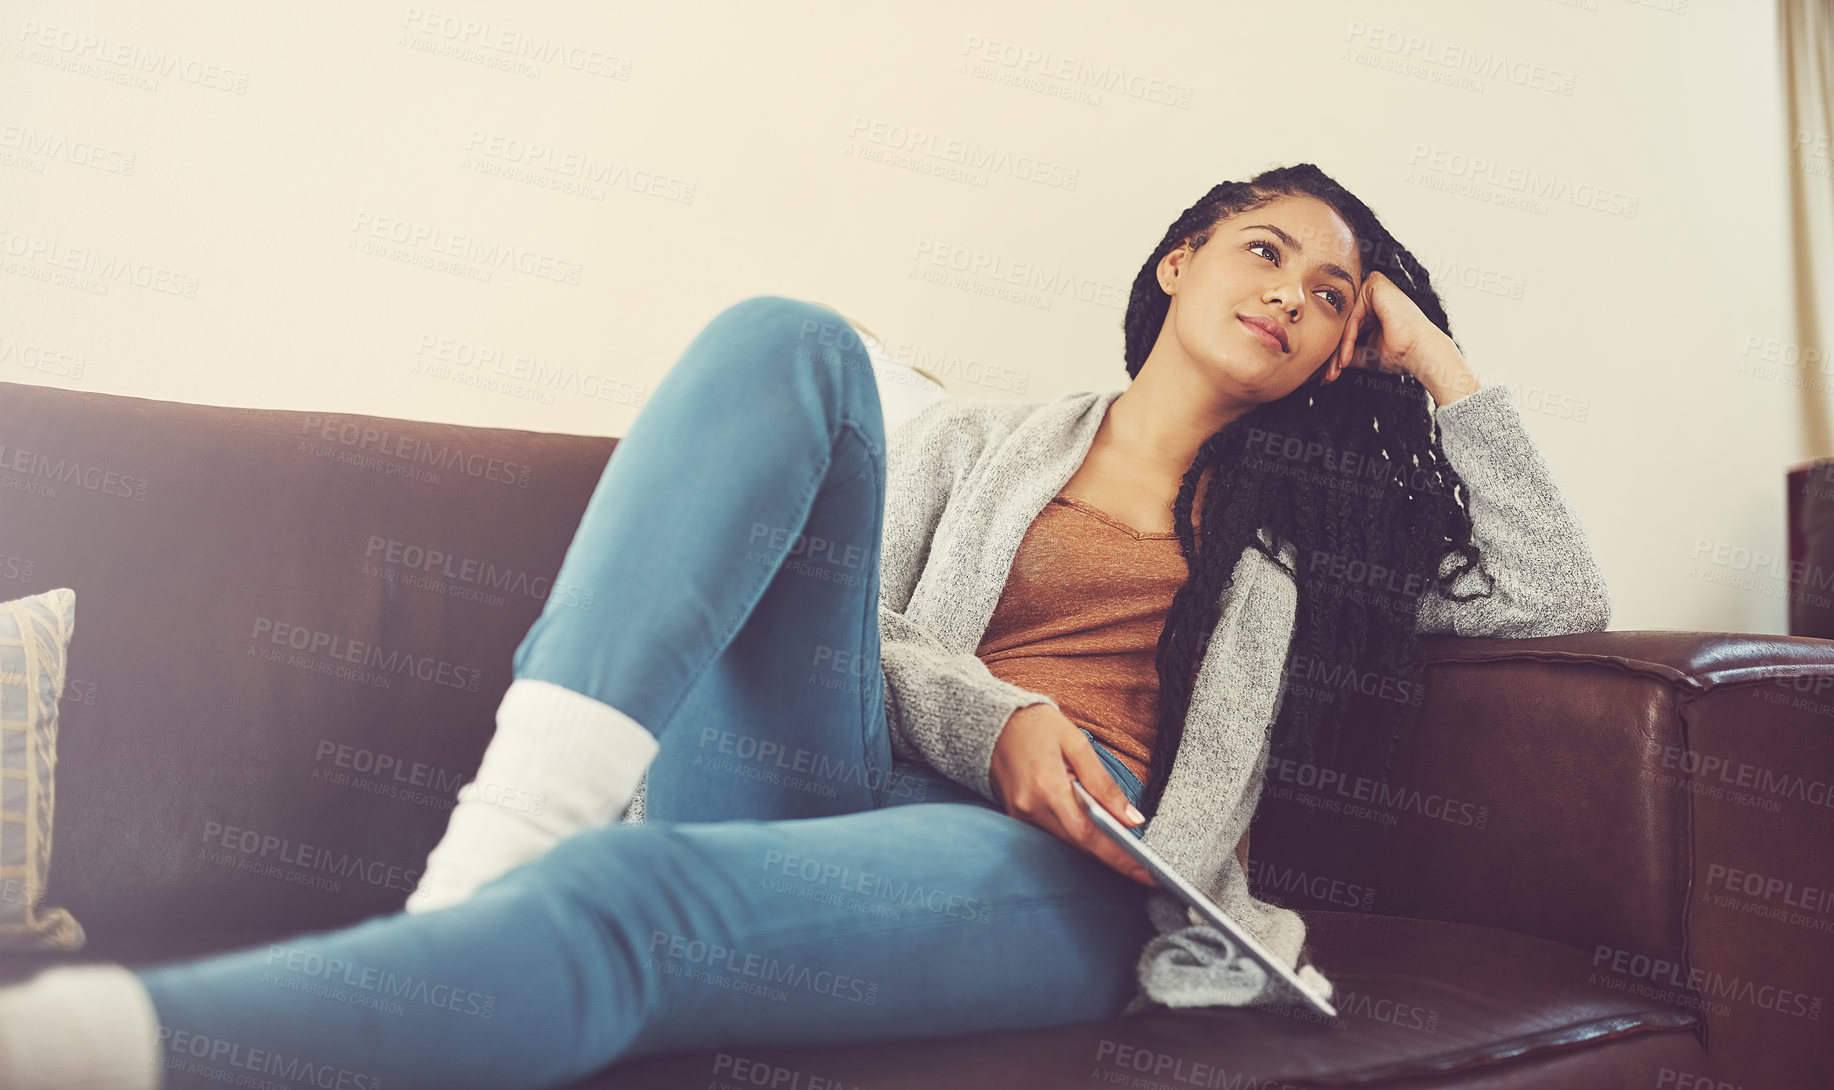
[975,493,1187,786]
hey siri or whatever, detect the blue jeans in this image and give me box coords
[135,296,1155,1090]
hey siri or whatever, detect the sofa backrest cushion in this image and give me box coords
[0,379,616,935]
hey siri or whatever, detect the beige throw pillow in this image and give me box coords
[0,586,85,951]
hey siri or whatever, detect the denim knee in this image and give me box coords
[703,296,878,395]
[715,295,867,352]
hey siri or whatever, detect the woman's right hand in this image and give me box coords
[989,703,1158,887]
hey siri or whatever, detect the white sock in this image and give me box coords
[0,963,161,1090]
[407,678,659,913]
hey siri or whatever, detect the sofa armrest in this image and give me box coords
[1371,630,1834,1084]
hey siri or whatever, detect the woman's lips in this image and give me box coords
[1238,316,1288,353]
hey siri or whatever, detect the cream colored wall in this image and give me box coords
[0,1,1805,632]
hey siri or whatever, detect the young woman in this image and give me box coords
[0,162,1608,1089]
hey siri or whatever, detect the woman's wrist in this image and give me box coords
[1405,335,1482,409]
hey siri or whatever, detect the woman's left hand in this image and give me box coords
[1325,271,1477,405]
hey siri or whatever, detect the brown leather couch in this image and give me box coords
[2,377,1829,1089]
[1789,458,1834,641]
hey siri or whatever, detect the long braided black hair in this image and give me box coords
[1128,164,1495,833]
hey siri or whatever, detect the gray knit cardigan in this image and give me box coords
[631,380,1612,1015]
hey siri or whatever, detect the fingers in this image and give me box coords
[1056,748,1156,887]
[1332,288,1369,379]
[1040,787,1152,886]
[1004,782,1149,886]
[1351,289,1373,359]
[1346,293,1382,372]
[1064,740,1143,828]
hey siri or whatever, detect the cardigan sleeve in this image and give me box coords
[1412,382,1612,638]
[878,397,1060,804]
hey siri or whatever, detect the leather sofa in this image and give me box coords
[2,374,1829,1089]
[1788,458,1834,641]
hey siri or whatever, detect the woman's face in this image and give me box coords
[1156,194,1365,400]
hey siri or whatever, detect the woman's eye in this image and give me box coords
[1251,240,1348,312]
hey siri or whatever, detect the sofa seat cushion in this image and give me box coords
[0,912,1707,1089]
[591,911,1707,1089]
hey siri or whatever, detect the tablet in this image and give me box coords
[1070,778,1338,1019]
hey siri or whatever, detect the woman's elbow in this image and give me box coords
[1535,571,1612,636]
